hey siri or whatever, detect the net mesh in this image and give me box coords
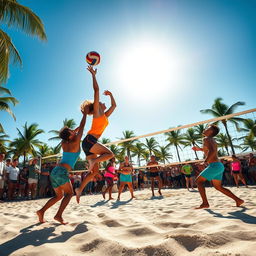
[42,108,256,171]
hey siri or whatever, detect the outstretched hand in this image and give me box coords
[103,90,112,96]
[87,65,97,76]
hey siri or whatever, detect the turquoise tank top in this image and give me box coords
[60,151,80,169]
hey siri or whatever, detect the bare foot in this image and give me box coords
[131,196,136,200]
[102,192,106,199]
[158,190,162,196]
[75,188,81,204]
[54,215,68,225]
[236,199,244,207]
[36,210,46,223]
[195,203,209,209]
[109,197,114,200]
[117,197,120,201]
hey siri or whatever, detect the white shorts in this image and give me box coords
[0,179,4,189]
[28,178,38,184]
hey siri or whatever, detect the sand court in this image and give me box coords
[0,187,256,256]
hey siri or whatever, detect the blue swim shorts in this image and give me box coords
[200,162,224,181]
[50,166,70,188]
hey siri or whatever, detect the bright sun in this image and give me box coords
[115,39,188,102]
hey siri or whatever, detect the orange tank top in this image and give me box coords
[87,114,109,137]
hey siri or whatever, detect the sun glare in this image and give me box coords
[115,39,188,102]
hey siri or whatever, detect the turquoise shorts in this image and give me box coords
[200,162,224,181]
[50,166,70,188]
[120,173,132,183]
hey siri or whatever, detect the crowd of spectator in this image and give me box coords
[0,152,256,202]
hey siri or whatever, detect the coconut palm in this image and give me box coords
[9,122,44,165]
[49,118,77,142]
[216,133,230,155]
[100,137,111,145]
[131,142,146,166]
[240,136,256,152]
[165,128,186,162]
[50,144,61,155]
[183,128,201,160]
[0,86,19,130]
[155,145,172,164]
[142,137,159,156]
[141,150,150,163]
[118,130,137,160]
[0,131,10,153]
[0,0,47,84]
[109,144,123,162]
[37,143,51,157]
[239,119,256,138]
[200,98,245,155]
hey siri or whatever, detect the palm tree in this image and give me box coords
[37,143,51,157]
[200,98,245,155]
[131,142,146,166]
[50,144,61,155]
[100,137,111,145]
[241,136,256,152]
[0,0,47,84]
[165,128,186,162]
[0,86,19,130]
[109,144,123,162]
[141,150,150,163]
[155,145,172,164]
[9,122,44,166]
[183,128,201,160]
[119,130,137,160]
[239,119,256,138]
[142,137,159,156]
[49,118,77,142]
[216,133,230,155]
[0,131,10,153]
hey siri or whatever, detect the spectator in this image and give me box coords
[0,153,5,201]
[39,163,50,197]
[230,155,248,188]
[6,159,20,200]
[28,158,40,199]
[248,153,256,184]
[181,163,194,191]
[19,167,28,199]
[73,172,82,190]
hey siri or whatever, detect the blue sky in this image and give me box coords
[2,0,256,156]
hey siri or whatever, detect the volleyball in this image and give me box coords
[86,51,100,66]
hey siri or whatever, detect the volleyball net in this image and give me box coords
[41,108,256,172]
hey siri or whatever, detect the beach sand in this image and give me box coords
[0,187,256,256]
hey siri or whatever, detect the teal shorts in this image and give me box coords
[50,166,70,188]
[120,173,132,183]
[200,162,224,181]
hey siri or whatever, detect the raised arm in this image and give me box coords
[76,106,89,141]
[87,66,100,117]
[104,90,116,117]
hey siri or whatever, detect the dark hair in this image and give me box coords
[59,126,71,141]
[209,124,220,137]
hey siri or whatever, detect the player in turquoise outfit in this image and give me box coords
[193,124,244,209]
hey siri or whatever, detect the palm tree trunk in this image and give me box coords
[222,121,235,155]
[225,146,229,155]
[175,145,181,162]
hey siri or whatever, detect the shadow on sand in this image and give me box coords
[0,222,88,256]
[90,200,110,208]
[205,207,256,225]
[110,198,133,209]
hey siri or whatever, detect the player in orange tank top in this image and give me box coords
[75,66,116,203]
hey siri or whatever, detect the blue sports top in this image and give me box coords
[59,151,80,169]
